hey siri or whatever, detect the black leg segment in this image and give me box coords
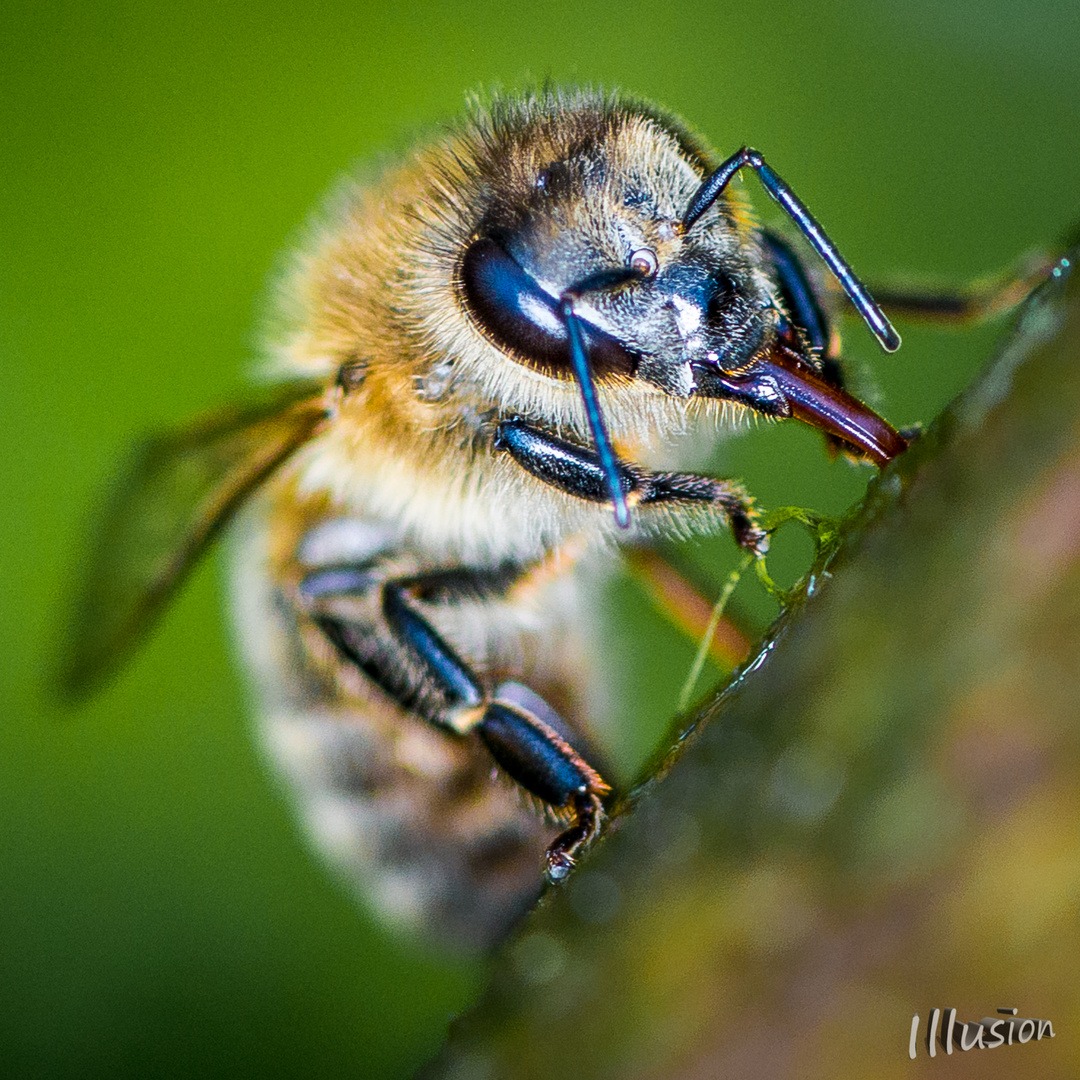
[762,230,831,357]
[863,253,1057,325]
[495,418,767,554]
[760,230,869,456]
[382,582,484,710]
[495,417,635,503]
[304,560,612,880]
[480,687,609,881]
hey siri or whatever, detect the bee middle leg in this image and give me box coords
[495,417,769,554]
[302,560,610,881]
[864,254,1059,325]
[622,547,753,669]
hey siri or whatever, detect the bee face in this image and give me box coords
[458,105,773,401]
[68,88,925,950]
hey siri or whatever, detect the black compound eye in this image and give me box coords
[459,236,639,380]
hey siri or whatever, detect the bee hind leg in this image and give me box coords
[479,684,610,882]
[308,563,611,881]
[383,578,611,879]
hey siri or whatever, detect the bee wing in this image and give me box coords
[61,381,327,699]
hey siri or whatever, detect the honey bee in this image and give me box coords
[66,87,944,950]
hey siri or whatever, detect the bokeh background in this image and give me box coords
[2,2,1079,1077]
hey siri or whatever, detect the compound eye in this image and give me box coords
[629,248,658,278]
[460,236,639,379]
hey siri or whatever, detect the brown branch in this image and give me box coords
[423,253,1080,1079]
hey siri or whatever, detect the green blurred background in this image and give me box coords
[2,1,1078,1077]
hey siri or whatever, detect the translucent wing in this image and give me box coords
[61,381,327,698]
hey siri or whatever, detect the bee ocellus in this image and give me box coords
[71,87,1040,950]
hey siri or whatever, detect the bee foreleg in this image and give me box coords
[863,252,1059,325]
[494,418,767,554]
[763,230,831,358]
[635,472,768,554]
[494,417,637,504]
[763,229,859,459]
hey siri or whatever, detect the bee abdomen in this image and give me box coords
[231,505,584,950]
[259,703,549,949]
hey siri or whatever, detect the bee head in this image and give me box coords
[458,121,903,470]
[461,121,756,381]
[452,97,907,523]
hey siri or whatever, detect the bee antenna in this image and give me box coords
[682,147,901,353]
[559,268,641,529]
